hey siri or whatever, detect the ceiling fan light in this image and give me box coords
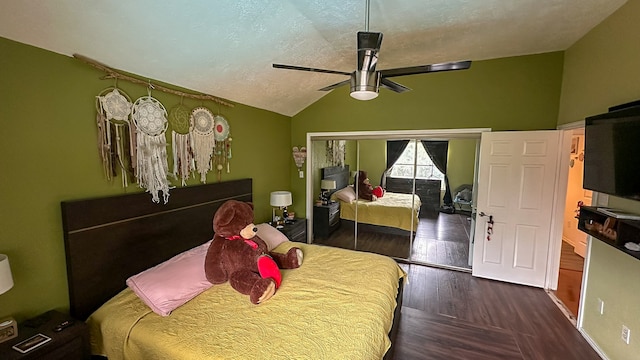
[350,71,380,100]
[350,90,378,100]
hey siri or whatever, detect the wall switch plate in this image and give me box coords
[622,325,631,344]
[597,298,604,315]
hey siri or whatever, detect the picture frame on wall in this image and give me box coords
[571,137,579,154]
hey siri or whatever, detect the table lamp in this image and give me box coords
[270,191,292,224]
[320,179,337,205]
[0,254,17,343]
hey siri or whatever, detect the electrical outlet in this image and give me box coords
[597,298,604,315]
[622,325,631,344]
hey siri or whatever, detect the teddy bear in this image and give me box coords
[204,200,303,304]
[355,170,385,201]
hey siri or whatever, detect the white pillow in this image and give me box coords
[126,240,212,316]
[256,223,290,251]
[332,185,356,203]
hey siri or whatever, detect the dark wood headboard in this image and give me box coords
[61,179,252,320]
[321,165,350,197]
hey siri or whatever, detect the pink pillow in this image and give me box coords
[332,185,356,203]
[256,223,289,251]
[126,240,213,316]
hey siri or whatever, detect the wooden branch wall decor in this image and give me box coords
[73,54,234,108]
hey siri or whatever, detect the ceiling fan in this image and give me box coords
[273,1,471,101]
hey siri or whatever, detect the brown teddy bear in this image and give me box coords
[204,200,303,304]
[355,170,385,201]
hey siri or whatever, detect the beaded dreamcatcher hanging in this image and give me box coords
[132,90,171,203]
[213,115,232,182]
[95,87,137,187]
[169,100,195,186]
[189,106,216,183]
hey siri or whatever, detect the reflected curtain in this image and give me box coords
[421,140,453,206]
[381,140,410,188]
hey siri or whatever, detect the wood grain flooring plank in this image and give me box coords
[394,265,599,360]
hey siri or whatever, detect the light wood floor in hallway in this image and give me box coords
[553,240,585,318]
[391,264,600,360]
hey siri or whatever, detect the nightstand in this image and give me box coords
[0,310,90,360]
[277,218,307,243]
[313,202,341,238]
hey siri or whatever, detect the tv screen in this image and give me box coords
[584,105,640,200]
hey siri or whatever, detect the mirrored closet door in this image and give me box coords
[308,132,480,271]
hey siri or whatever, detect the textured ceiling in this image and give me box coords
[0,0,627,116]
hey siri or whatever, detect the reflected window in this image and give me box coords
[390,140,445,189]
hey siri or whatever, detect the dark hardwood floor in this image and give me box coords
[412,210,472,268]
[392,264,600,360]
[313,210,472,268]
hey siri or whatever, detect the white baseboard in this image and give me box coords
[579,328,609,360]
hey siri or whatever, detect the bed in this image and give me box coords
[321,166,421,236]
[61,179,405,360]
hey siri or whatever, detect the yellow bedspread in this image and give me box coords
[339,192,421,232]
[88,242,406,360]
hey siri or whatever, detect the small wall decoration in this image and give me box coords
[571,136,579,154]
[292,146,307,177]
[169,102,195,186]
[132,90,171,204]
[190,107,217,183]
[327,140,345,167]
[213,115,232,181]
[95,87,136,187]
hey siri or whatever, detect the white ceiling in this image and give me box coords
[0,0,626,116]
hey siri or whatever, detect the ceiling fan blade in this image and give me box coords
[357,32,383,72]
[379,60,472,78]
[380,78,411,93]
[273,63,351,76]
[319,79,351,91]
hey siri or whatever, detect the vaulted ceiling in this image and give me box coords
[0,0,626,116]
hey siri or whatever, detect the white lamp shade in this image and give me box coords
[0,254,14,295]
[321,179,337,190]
[270,191,292,207]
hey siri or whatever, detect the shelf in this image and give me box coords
[578,206,640,261]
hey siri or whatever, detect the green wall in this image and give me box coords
[292,52,564,216]
[558,0,640,358]
[447,139,477,193]
[357,139,387,187]
[0,37,291,321]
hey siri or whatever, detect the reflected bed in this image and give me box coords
[321,166,421,236]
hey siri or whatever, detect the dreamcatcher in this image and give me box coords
[169,100,195,186]
[327,140,345,167]
[213,115,232,182]
[132,90,171,203]
[95,87,136,187]
[189,106,216,183]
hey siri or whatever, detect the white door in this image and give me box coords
[472,130,562,287]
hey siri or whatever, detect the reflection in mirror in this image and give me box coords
[308,134,478,272]
[351,139,415,259]
[311,139,356,249]
[407,138,477,269]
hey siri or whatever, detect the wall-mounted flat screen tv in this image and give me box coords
[584,103,640,201]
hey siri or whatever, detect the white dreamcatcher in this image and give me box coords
[169,100,195,186]
[213,115,232,181]
[190,106,216,183]
[95,87,137,187]
[132,90,171,203]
